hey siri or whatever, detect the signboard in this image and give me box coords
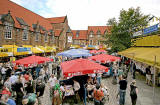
[17,47,31,52]
[0,48,12,52]
[68,36,72,42]
[133,30,143,37]
[143,24,159,34]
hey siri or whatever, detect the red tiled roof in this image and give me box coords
[47,16,66,24]
[72,30,87,40]
[0,0,52,33]
[88,26,112,35]
[54,29,62,37]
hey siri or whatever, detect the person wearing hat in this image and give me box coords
[130,80,138,105]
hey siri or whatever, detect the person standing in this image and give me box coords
[130,80,138,105]
[146,66,151,85]
[48,74,57,99]
[119,75,127,105]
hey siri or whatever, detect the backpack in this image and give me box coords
[130,87,136,96]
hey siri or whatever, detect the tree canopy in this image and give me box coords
[105,7,150,53]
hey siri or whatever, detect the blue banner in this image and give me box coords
[17,47,31,52]
[143,24,159,34]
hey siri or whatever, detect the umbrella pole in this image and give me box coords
[153,55,156,103]
[84,85,87,105]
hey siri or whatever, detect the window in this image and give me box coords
[44,33,48,42]
[89,31,93,37]
[76,30,80,37]
[35,32,39,41]
[89,40,93,45]
[97,40,100,45]
[97,30,101,37]
[22,27,28,40]
[51,35,54,43]
[4,22,13,39]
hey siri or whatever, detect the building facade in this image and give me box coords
[0,0,72,51]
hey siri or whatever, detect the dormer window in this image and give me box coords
[76,30,80,37]
[44,33,48,42]
[89,31,93,37]
[4,22,13,39]
[22,26,28,40]
[35,32,39,41]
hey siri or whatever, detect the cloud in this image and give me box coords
[10,0,160,30]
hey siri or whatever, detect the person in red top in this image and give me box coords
[93,84,104,105]
[24,72,29,82]
[1,86,11,97]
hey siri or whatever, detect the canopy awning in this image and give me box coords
[13,55,53,67]
[88,54,121,63]
[118,47,160,68]
[61,58,108,77]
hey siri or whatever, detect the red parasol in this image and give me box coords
[88,54,121,63]
[13,55,53,67]
[90,50,98,54]
[61,58,108,77]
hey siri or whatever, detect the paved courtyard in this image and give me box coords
[41,73,160,105]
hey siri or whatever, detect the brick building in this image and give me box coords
[88,26,111,46]
[47,16,73,50]
[72,30,88,45]
[0,0,72,52]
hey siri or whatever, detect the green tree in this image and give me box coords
[105,7,150,53]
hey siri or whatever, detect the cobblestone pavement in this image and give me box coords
[41,73,160,105]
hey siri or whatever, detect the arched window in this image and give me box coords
[44,33,48,42]
[35,32,39,41]
[22,26,28,40]
[51,33,55,43]
[4,22,13,39]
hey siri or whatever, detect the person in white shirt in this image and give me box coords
[48,74,57,99]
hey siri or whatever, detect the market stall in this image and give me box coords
[13,55,53,67]
[88,54,121,64]
[60,58,108,105]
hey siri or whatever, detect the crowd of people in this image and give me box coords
[0,54,155,105]
[0,57,61,105]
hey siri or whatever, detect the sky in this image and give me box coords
[10,0,160,30]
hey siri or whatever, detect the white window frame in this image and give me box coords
[4,22,13,39]
[22,27,28,40]
[35,32,39,41]
[44,33,48,42]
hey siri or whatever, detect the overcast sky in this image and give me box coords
[10,0,160,30]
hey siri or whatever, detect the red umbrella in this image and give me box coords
[90,50,98,54]
[97,49,107,53]
[13,55,53,67]
[88,54,121,63]
[61,58,108,77]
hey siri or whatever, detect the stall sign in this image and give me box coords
[94,69,106,73]
[17,47,31,52]
[0,48,12,52]
[68,72,83,77]
[143,24,159,34]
